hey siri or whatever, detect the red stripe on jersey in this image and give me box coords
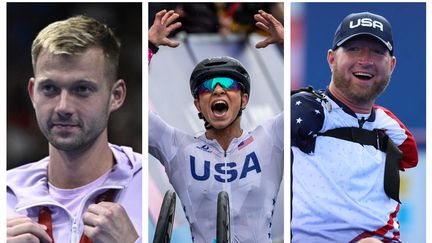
[374,105,419,170]
[349,204,401,243]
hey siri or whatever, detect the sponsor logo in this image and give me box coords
[196,144,212,153]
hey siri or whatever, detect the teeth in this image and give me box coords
[213,100,227,106]
[354,72,373,78]
[212,100,229,113]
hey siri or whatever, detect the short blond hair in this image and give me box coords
[31,15,121,82]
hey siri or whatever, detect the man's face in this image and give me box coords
[29,47,120,151]
[328,37,396,105]
[194,82,249,130]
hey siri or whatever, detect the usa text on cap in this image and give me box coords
[332,12,394,55]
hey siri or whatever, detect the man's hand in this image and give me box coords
[149,9,182,48]
[83,202,138,243]
[7,216,52,243]
[254,10,284,48]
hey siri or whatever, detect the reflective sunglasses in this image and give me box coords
[196,77,242,96]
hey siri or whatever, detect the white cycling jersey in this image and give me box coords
[149,111,283,243]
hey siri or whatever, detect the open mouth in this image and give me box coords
[211,100,229,117]
[353,72,374,80]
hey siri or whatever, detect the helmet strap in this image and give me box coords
[198,112,214,130]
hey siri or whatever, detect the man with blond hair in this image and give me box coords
[7,15,142,243]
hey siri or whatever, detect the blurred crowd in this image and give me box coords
[7,3,142,169]
[149,2,284,36]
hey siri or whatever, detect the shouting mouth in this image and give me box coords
[211,100,229,118]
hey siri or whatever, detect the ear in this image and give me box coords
[389,55,396,75]
[193,98,201,112]
[109,79,126,112]
[327,49,335,72]
[241,93,249,109]
[28,78,36,108]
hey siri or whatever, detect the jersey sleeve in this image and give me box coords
[263,111,284,151]
[374,105,419,170]
[291,92,325,154]
[148,111,177,167]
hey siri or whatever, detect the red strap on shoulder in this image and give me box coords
[38,189,117,243]
[38,207,55,243]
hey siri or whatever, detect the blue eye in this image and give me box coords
[41,84,59,96]
[373,48,387,56]
[72,85,94,97]
[346,46,361,52]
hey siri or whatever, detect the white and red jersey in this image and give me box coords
[149,111,283,243]
[291,89,418,242]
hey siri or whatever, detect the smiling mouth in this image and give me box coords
[52,124,79,129]
[211,101,229,117]
[353,72,374,80]
[50,122,80,131]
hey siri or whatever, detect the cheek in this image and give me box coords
[228,93,242,108]
[33,100,51,114]
[379,63,393,76]
[88,99,111,114]
[197,95,211,108]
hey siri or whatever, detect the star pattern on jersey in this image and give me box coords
[293,99,322,128]
[292,94,326,154]
[296,117,303,124]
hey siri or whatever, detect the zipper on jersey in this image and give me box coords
[358,117,366,128]
[71,217,79,243]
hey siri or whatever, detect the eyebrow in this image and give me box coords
[37,78,96,84]
[36,78,98,88]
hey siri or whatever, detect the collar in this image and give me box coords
[197,130,249,155]
[325,88,376,122]
[7,144,141,211]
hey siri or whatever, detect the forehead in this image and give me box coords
[34,47,107,81]
[341,36,388,50]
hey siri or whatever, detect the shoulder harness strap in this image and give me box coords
[318,127,403,203]
[291,86,332,112]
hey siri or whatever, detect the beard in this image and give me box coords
[38,110,110,152]
[332,66,391,105]
[46,123,107,152]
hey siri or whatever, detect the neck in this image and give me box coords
[206,118,242,151]
[329,83,373,114]
[48,130,114,189]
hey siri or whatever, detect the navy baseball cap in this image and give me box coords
[332,12,394,55]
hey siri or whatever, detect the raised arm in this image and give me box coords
[149,9,182,48]
[254,10,284,48]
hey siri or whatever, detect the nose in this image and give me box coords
[54,91,73,118]
[212,84,226,95]
[358,48,374,66]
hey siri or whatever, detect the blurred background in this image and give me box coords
[148,2,284,242]
[7,3,142,169]
[291,2,426,242]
